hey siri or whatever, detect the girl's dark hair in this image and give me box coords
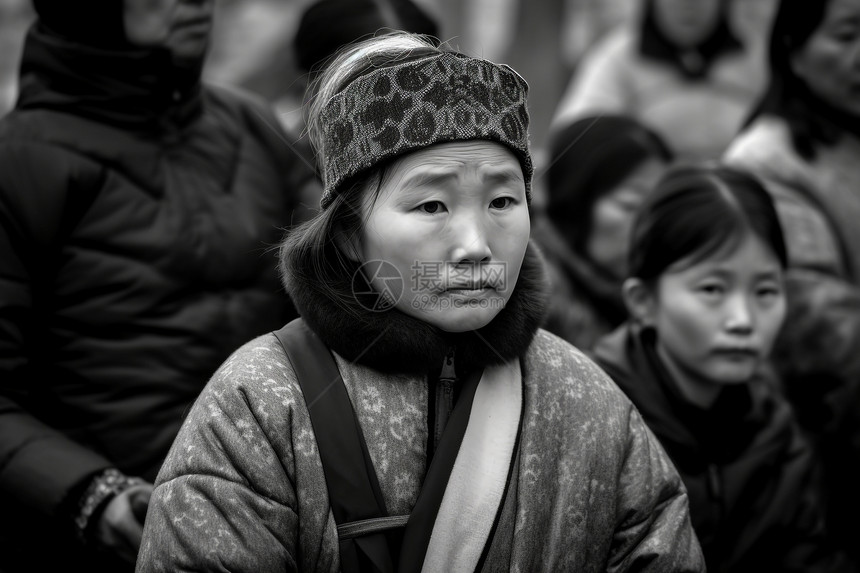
[744,0,858,159]
[628,163,788,282]
[546,114,673,255]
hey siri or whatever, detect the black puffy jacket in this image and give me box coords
[0,22,317,571]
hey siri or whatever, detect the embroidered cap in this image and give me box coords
[318,51,533,209]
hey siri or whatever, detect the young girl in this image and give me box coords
[135,32,704,572]
[592,164,845,572]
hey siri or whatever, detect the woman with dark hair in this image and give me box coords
[136,31,705,573]
[533,114,673,351]
[551,0,768,160]
[724,0,860,564]
[593,163,849,572]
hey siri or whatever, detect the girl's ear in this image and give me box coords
[334,224,362,263]
[622,277,656,327]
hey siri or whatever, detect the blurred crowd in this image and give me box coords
[0,0,778,155]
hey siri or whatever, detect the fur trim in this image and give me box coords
[284,241,549,374]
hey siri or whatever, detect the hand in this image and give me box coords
[92,482,154,565]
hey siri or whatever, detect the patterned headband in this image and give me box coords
[317,51,533,209]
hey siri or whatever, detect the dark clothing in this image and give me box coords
[726,116,860,568]
[0,23,315,572]
[593,323,847,573]
[532,217,626,352]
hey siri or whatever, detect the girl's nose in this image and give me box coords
[724,293,753,333]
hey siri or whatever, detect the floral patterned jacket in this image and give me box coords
[136,328,704,572]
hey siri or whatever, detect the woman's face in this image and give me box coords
[647,233,786,403]
[652,0,723,48]
[586,157,667,280]
[356,141,530,332]
[791,0,860,117]
[124,0,214,64]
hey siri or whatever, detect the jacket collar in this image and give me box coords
[287,241,549,375]
[15,22,203,133]
[594,323,766,464]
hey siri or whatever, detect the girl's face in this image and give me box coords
[647,233,786,403]
[652,0,723,48]
[356,141,530,332]
[791,0,860,118]
[586,158,666,280]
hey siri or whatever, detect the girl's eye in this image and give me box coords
[756,285,782,300]
[490,197,513,209]
[418,201,444,214]
[832,27,858,42]
[698,283,724,297]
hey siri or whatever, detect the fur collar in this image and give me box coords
[286,242,549,375]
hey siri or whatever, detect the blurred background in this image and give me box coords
[0,0,777,162]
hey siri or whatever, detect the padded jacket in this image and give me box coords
[0,22,317,572]
[137,329,705,572]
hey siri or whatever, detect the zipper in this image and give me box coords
[706,464,722,500]
[706,463,728,572]
[434,348,456,450]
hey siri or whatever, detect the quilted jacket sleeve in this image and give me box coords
[135,341,305,573]
[0,139,113,519]
[607,406,706,572]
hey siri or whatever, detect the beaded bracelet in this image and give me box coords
[74,468,144,543]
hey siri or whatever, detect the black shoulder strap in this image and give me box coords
[272,318,404,573]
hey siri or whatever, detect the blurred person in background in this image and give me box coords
[0,0,317,571]
[594,164,852,572]
[293,0,439,79]
[559,0,635,69]
[551,0,768,160]
[532,114,673,352]
[0,0,34,116]
[724,0,860,567]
